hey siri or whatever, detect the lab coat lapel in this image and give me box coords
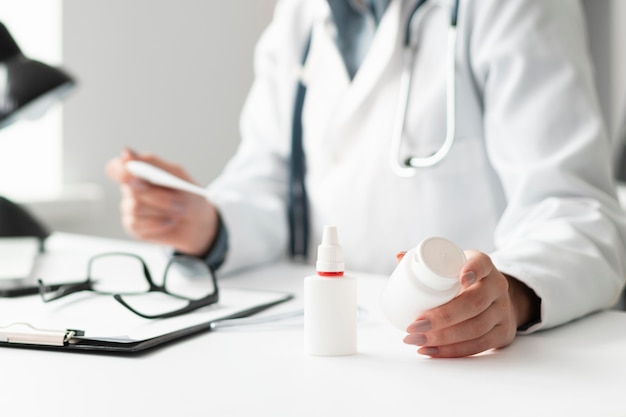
[302,0,401,127]
[299,12,352,145]
[303,12,351,100]
[341,0,401,116]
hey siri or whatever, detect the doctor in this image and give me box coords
[107,0,626,358]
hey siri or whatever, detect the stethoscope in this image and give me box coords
[288,0,461,257]
[391,0,460,177]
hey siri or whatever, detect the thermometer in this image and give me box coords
[125,160,209,198]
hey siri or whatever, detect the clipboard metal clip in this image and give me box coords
[0,322,84,346]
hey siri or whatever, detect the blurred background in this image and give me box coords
[0,0,624,242]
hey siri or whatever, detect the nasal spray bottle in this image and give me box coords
[304,225,357,356]
[380,237,466,331]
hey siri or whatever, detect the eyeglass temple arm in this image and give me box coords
[38,279,95,302]
[112,290,219,320]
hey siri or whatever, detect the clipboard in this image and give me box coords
[0,286,293,354]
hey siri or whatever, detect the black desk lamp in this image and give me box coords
[0,22,75,128]
[0,21,76,242]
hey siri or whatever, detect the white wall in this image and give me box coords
[59,0,277,238]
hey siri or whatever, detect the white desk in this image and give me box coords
[1,233,625,416]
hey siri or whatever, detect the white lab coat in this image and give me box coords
[207,0,626,332]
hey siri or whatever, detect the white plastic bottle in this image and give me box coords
[380,236,466,331]
[304,225,357,356]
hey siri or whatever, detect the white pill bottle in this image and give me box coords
[380,237,466,331]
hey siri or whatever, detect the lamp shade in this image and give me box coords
[0,22,75,129]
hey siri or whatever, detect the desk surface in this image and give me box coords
[1,233,625,416]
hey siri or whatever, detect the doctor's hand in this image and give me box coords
[402,250,540,358]
[105,148,220,257]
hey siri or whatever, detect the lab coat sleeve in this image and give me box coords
[205,0,312,274]
[467,0,626,331]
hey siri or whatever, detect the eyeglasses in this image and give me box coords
[38,252,219,319]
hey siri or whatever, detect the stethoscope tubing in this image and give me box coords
[405,25,457,169]
[391,0,459,176]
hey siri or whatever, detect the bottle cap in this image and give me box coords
[413,237,465,290]
[316,225,345,274]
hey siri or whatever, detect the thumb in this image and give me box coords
[122,147,138,161]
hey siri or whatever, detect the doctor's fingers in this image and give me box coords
[106,149,195,185]
[121,182,191,216]
[119,192,178,229]
[459,250,497,288]
[134,152,196,183]
[105,148,141,183]
[409,268,510,334]
[120,197,177,224]
[405,293,517,356]
[123,215,180,243]
[417,315,516,358]
[105,155,130,183]
[119,197,179,239]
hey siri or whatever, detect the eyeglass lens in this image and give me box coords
[89,254,151,294]
[163,256,216,299]
[115,255,217,318]
[41,253,218,318]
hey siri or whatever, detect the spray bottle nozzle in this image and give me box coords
[321,225,339,246]
[316,225,345,275]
